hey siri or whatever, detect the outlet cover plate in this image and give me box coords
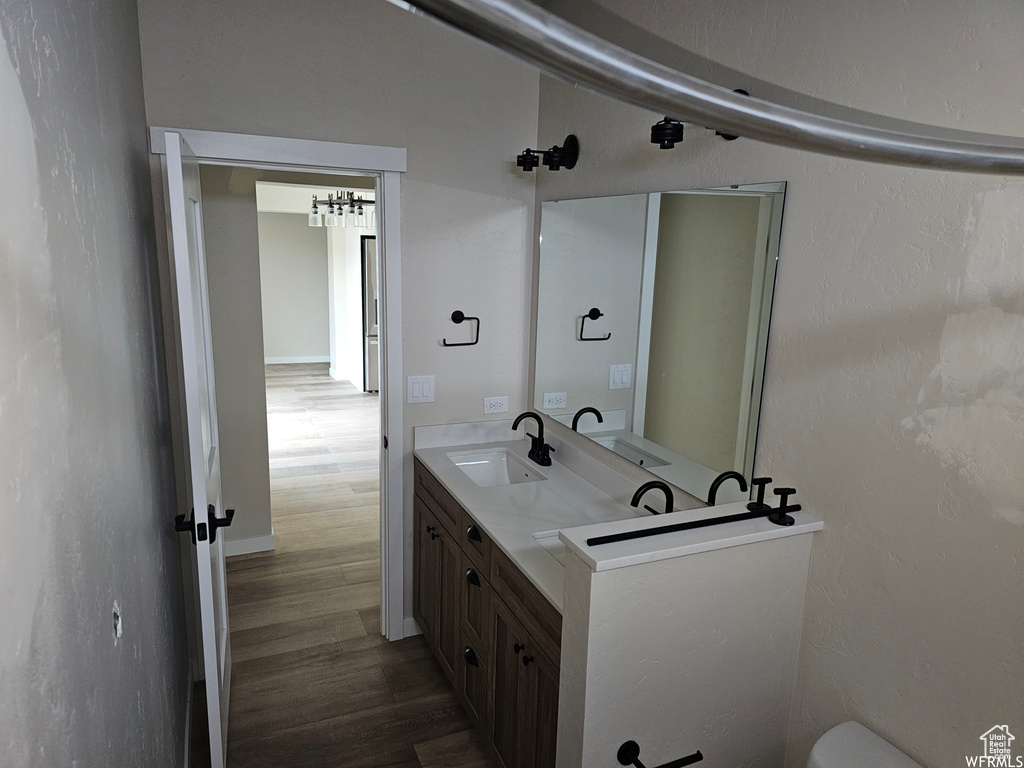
[407,375,435,403]
[483,396,509,414]
[543,392,567,409]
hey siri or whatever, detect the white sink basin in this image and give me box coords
[592,436,669,468]
[448,448,547,488]
[533,530,566,564]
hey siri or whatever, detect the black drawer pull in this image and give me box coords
[522,654,534,667]
[466,568,481,587]
[513,642,524,655]
[464,647,479,667]
[466,524,483,543]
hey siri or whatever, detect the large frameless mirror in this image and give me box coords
[532,182,786,504]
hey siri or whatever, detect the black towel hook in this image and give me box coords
[580,307,611,341]
[442,310,480,346]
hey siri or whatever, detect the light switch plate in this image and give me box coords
[483,396,509,414]
[543,392,567,409]
[609,364,632,390]
[407,375,435,403]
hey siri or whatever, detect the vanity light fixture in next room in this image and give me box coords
[308,191,376,230]
[516,134,580,172]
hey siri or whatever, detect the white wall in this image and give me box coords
[257,212,330,363]
[137,0,540,617]
[538,1,1024,765]
[0,1,187,764]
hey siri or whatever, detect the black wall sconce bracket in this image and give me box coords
[517,134,579,172]
[442,310,480,347]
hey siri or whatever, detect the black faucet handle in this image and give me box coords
[747,476,773,512]
[769,486,799,527]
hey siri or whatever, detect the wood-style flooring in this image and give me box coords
[224,364,496,768]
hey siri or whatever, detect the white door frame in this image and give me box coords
[151,127,408,641]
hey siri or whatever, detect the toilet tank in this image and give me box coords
[808,722,924,768]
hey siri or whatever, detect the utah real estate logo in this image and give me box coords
[967,726,1022,767]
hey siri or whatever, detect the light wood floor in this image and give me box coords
[224,364,496,768]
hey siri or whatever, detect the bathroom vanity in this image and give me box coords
[413,426,822,768]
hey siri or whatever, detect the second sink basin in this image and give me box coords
[448,448,547,488]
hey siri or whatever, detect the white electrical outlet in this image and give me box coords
[609,364,632,390]
[543,392,567,409]
[407,375,435,403]
[483,396,509,414]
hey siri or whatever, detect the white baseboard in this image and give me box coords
[224,530,276,557]
[265,355,330,364]
[403,616,422,639]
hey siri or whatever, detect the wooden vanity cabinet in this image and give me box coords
[414,459,561,768]
[489,597,560,768]
[412,495,461,684]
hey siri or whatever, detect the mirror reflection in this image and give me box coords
[532,182,786,504]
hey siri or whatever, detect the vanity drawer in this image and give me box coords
[461,552,491,657]
[489,546,561,662]
[414,458,462,536]
[460,509,491,572]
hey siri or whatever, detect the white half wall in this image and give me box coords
[257,212,330,363]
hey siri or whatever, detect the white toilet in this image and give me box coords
[808,721,924,768]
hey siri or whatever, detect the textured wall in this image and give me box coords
[538,0,1024,765]
[0,1,187,765]
[257,212,330,362]
[137,0,540,617]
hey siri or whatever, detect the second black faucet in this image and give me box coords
[512,411,554,467]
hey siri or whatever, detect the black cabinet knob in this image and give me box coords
[464,647,479,667]
[522,654,535,667]
[466,568,480,587]
[513,642,524,655]
[466,524,483,543]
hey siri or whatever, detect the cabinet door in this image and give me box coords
[435,524,462,683]
[518,642,560,768]
[462,554,490,656]
[413,497,438,643]
[489,598,526,768]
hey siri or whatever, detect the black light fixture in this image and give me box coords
[516,149,540,171]
[651,116,684,149]
[715,89,749,141]
[516,134,579,172]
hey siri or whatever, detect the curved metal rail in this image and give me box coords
[389,0,1024,175]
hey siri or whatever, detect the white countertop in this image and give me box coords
[414,429,824,614]
[414,438,643,613]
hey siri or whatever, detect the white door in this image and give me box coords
[165,132,233,768]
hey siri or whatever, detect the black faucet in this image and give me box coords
[571,406,604,432]
[631,480,673,515]
[707,471,748,506]
[512,411,554,467]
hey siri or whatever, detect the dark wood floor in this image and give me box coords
[223,364,496,768]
